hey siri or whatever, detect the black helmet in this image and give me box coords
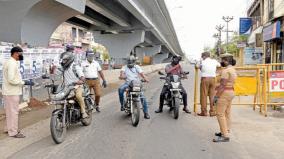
[127,55,136,68]
[60,52,75,70]
[66,44,74,52]
[172,55,181,65]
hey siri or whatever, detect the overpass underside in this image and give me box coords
[0,0,183,64]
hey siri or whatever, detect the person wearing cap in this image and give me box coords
[118,56,150,119]
[213,53,237,142]
[155,55,191,114]
[81,50,107,112]
[2,46,34,138]
[196,52,221,117]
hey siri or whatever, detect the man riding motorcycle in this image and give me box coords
[155,55,191,114]
[118,56,150,119]
[54,50,88,119]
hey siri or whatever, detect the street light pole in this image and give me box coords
[216,24,224,56]
[222,16,234,53]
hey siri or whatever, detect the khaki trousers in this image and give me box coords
[200,77,216,114]
[75,86,87,114]
[86,79,102,105]
[4,95,20,136]
[216,90,235,137]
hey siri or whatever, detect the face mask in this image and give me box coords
[221,62,228,67]
[19,54,24,61]
[127,64,134,68]
[87,57,94,62]
[172,60,179,65]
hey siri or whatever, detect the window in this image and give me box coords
[268,0,274,20]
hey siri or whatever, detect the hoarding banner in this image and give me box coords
[244,47,263,65]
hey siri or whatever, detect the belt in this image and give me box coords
[201,77,215,79]
[86,78,98,80]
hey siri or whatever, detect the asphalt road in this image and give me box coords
[8,64,251,159]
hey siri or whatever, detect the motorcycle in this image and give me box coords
[158,71,189,119]
[123,80,145,127]
[42,75,94,144]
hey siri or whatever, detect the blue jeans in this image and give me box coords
[118,83,148,113]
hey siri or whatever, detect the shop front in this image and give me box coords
[263,20,283,69]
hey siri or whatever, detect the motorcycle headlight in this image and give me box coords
[132,86,141,92]
[171,82,180,89]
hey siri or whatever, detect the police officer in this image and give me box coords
[213,53,237,142]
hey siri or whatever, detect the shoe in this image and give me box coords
[144,113,150,119]
[209,111,216,117]
[121,106,125,111]
[215,132,222,137]
[155,107,163,113]
[96,106,101,112]
[183,107,191,114]
[11,132,25,138]
[82,112,88,119]
[213,136,230,142]
[197,113,208,117]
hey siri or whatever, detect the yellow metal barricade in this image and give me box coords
[193,64,284,117]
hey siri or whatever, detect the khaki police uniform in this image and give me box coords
[216,65,237,137]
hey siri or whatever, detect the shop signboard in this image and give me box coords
[239,18,252,35]
[263,21,281,42]
[244,47,263,65]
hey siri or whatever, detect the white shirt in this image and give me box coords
[121,65,143,82]
[200,58,220,77]
[2,58,25,95]
[81,60,102,78]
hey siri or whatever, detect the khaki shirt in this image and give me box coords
[220,65,237,88]
[2,57,25,95]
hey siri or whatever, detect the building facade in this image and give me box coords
[247,0,284,66]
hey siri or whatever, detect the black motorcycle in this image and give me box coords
[43,76,94,144]
[159,71,189,119]
[123,80,145,127]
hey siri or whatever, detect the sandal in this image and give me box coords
[213,136,230,142]
[11,132,26,138]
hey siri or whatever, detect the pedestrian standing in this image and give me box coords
[2,46,34,138]
[82,50,107,112]
[196,52,220,117]
[213,53,237,142]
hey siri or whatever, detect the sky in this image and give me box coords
[165,0,253,60]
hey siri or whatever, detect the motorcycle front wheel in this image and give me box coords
[173,97,180,119]
[131,101,140,127]
[50,110,66,144]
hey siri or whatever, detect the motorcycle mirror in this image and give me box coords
[184,71,189,75]
[158,71,165,75]
[42,75,50,79]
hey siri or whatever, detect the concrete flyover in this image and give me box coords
[0,0,183,63]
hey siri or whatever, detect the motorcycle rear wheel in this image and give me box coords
[131,101,140,127]
[50,110,66,144]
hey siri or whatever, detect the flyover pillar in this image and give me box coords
[93,30,145,60]
[152,53,169,64]
[135,45,161,63]
[0,0,85,46]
